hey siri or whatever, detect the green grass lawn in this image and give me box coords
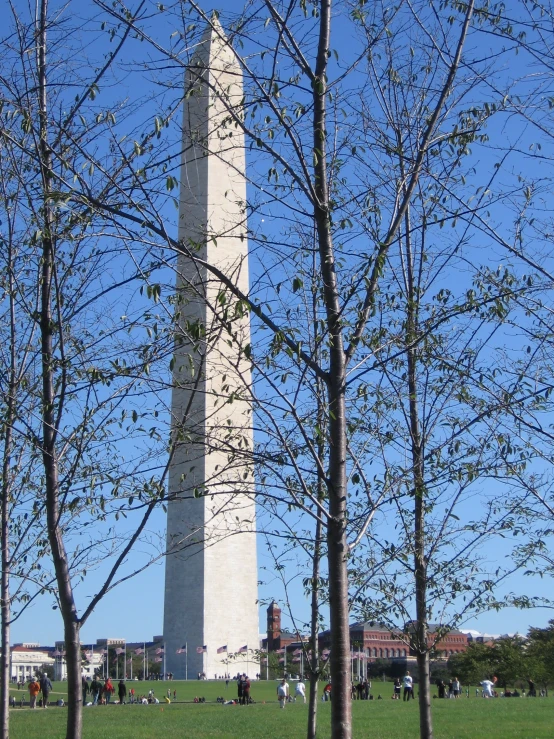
[7,680,554,738]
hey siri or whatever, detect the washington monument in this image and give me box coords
[163,20,259,679]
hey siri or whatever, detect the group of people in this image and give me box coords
[236,674,252,704]
[83,676,128,705]
[26,674,52,709]
[351,679,371,700]
[435,677,461,699]
[276,678,307,707]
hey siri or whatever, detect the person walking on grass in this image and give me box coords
[28,677,40,709]
[295,679,306,704]
[277,678,289,709]
[118,679,127,705]
[40,673,52,708]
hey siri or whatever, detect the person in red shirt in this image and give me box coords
[103,677,114,704]
[28,678,40,709]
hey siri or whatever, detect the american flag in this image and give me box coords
[154,657,163,663]
[238,645,248,654]
[52,650,61,657]
[176,646,187,654]
[115,648,125,655]
[293,649,303,656]
[279,658,285,664]
[275,648,285,654]
[155,648,164,655]
[196,645,207,654]
[217,645,227,654]
[135,648,144,655]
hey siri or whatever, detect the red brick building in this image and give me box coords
[264,603,468,661]
[263,601,305,651]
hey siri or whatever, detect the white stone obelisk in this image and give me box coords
[162,19,259,680]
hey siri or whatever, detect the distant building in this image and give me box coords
[10,645,54,681]
[262,601,308,652]
[319,621,468,660]
[263,602,469,669]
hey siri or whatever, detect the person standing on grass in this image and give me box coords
[452,677,460,698]
[403,671,414,701]
[91,676,101,705]
[82,676,90,704]
[118,680,127,705]
[28,677,40,709]
[242,675,251,705]
[40,673,52,708]
[393,678,401,700]
[237,674,244,705]
[277,678,289,708]
[103,677,114,704]
[295,679,306,704]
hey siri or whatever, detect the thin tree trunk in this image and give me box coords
[1,459,11,739]
[307,458,324,739]
[311,1,351,736]
[37,2,83,736]
[0,215,19,739]
[404,206,432,739]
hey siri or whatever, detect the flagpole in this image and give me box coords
[143,642,146,680]
[163,642,166,680]
[185,642,188,681]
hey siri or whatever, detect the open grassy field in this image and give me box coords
[7,680,553,738]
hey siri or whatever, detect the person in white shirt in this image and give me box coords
[403,671,414,701]
[277,678,289,708]
[480,679,494,698]
[295,680,306,704]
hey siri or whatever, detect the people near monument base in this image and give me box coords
[403,671,414,701]
[237,675,243,704]
[277,678,289,709]
[28,678,40,709]
[103,677,114,704]
[393,678,401,700]
[118,680,127,704]
[295,679,306,703]
[323,681,332,702]
[40,673,53,708]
